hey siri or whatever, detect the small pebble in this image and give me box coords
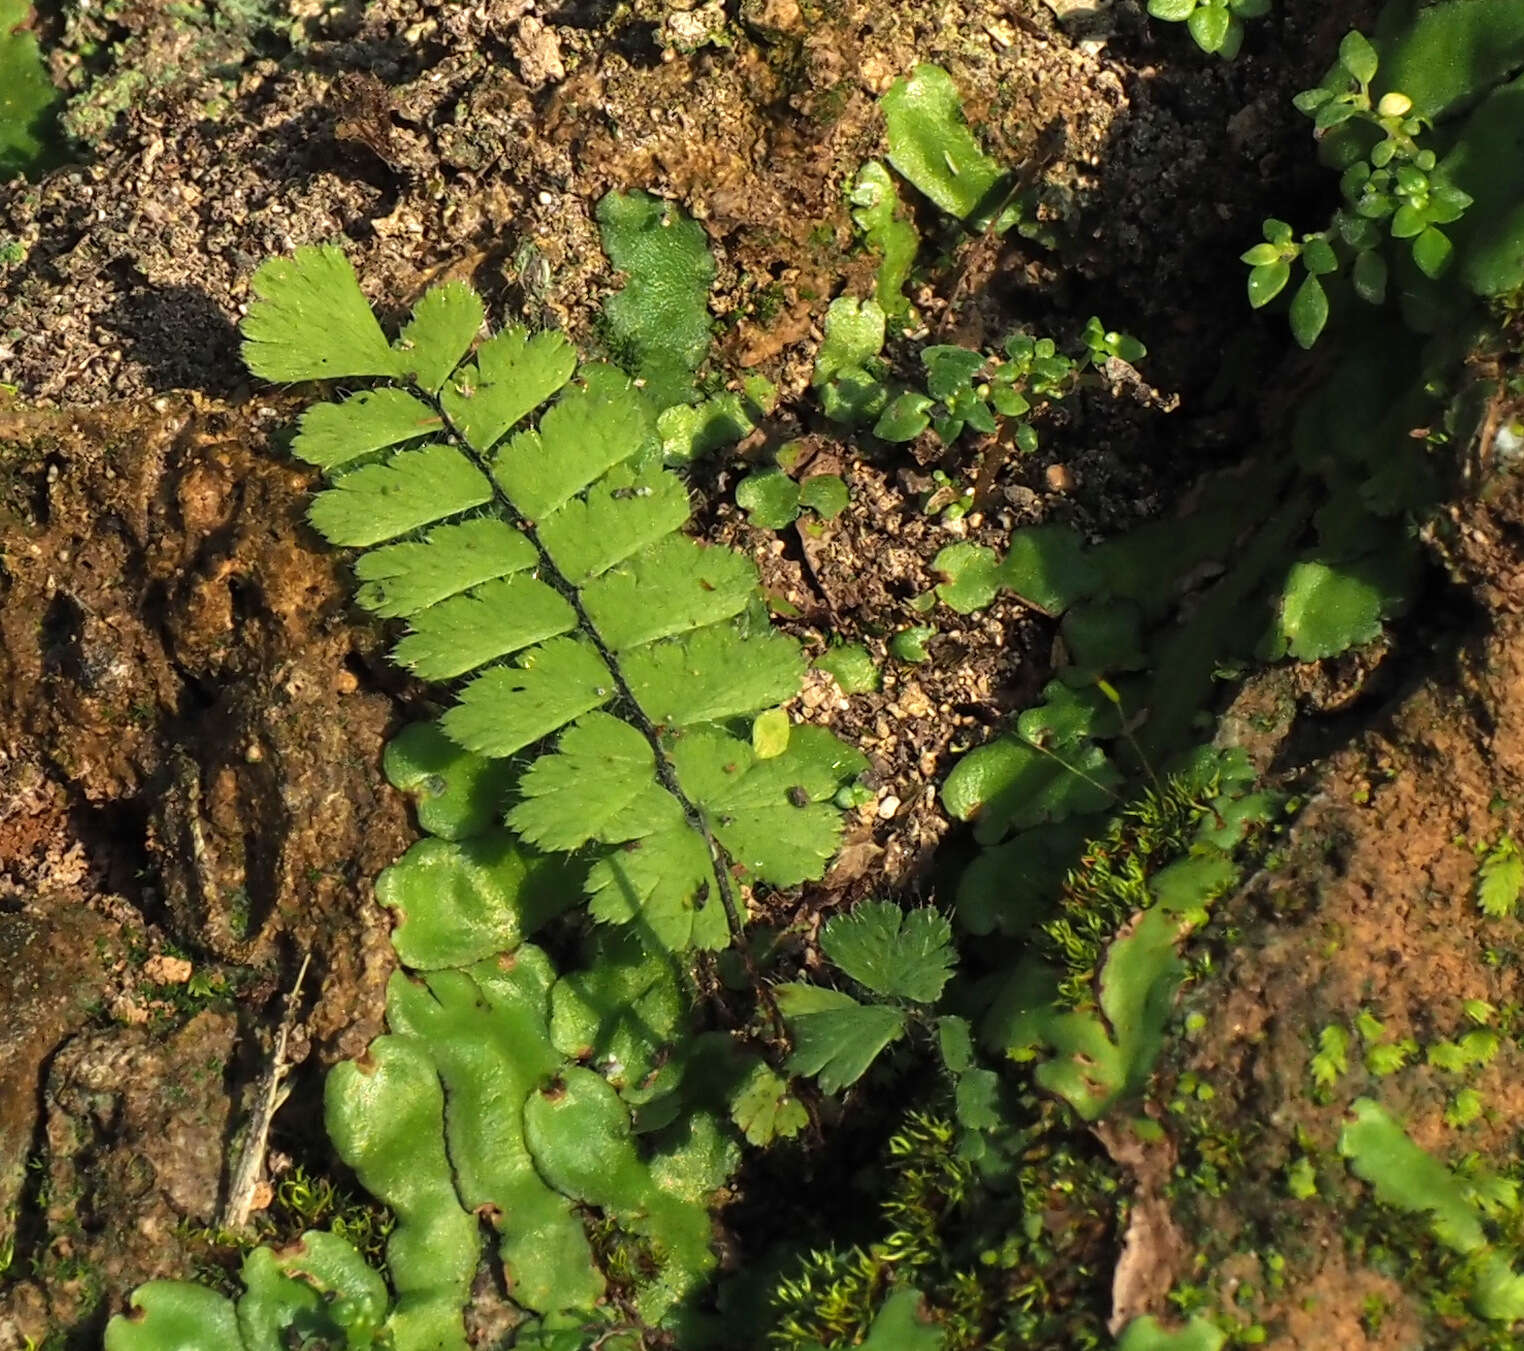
[877,794,901,819]
[1046,463,1074,492]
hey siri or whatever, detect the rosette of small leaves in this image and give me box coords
[1242,31,1472,348]
[1146,0,1270,60]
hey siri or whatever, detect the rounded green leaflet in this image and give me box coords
[1288,274,1329,348]
[815,642,880,694]
[819,899,955,1002]
[1277,558,1384,660]
[1351,247,1388,303]
[325,1037,479,1351]
[383,722,518,841]
[996,523,1100,614]
[384,955,605,1316]
[1300,235,1339,276]
[1187,4,1232,53]
[737,468,802,529]
[375,831,577,970]
[1246,258,1291,308]
[932,542,1000,614]
[891,625,936,663]
[1412,225,1453,278]
[1338,29,1379,85]
[873,388,935,441]
[105,1283,243,1351]
[1147,0,1198,22]
[751,706,792,759]
[798,473,850,520]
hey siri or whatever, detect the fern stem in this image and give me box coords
[424,385,787,1038]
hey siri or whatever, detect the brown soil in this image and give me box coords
[1146,455,1524,1347]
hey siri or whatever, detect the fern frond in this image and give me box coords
[243,244,859,952]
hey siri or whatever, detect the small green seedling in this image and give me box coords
[1476,834,1523,917]
[1244,32,1471,347]
[736,469,850,529]
[891,626,936,664]
[816,643,881,694]
[1309,1023,1349,1091]
[1147,0,1270,60]
[776,901,956,1093]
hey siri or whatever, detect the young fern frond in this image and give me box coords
[243,245,853,952]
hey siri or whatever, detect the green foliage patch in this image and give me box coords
[0,0,61,181]
[105,243,871,1349]
[598,190,717,410]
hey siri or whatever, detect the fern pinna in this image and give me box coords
[243,244,851,952]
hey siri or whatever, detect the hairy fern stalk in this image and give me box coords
[242,245,850,951]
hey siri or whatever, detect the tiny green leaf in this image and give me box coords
[1338,30,1379,85]
[1351,248,1388,304]
[798,473,850,519]
[891,626,936,664]
[751,707,791,759]
[1301,236,1339,276]
[729,1063,808,1146]
[1477,836,1523,918]
[737,469,802,529]
[777,986,908,1093]
[874,389,936,442]
[819,900,956,1002]
[1187,5,1230,53]
[1247,259,1291,308]
[1288,275,1329,348]
[1412,226,1453,279]
[815,643,881,694]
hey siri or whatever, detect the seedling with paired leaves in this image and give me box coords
[812,297,1143,515]
[736,469,849,530]
[1147,0,1270,60]
[1243,31,1471,347]
[777,900,956,1094]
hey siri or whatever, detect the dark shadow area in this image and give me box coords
[100,281,243,399]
